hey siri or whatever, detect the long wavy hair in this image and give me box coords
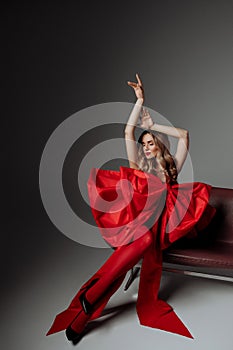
[137,130,178,184]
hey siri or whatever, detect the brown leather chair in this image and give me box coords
[124,187,233,290]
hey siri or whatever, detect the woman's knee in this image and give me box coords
[139,229,153,248]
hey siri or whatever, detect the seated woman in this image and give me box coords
[46,74,216,342]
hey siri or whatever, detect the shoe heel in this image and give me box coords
[79,292,93,314]
[79,278,99,314]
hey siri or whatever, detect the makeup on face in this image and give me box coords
[141,134,158,159]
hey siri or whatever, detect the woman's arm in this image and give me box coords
[141,109,189,173]
[151,122,189,173]
[125,74,144,169]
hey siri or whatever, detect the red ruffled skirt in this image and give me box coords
[47,166,216,339]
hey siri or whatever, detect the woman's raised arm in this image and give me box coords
[125,74,144,169]
[141,109,189,174]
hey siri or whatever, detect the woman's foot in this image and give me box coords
[65,281,98,343]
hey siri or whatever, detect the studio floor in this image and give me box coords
[2,227,233,350]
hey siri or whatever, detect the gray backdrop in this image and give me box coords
[2,1,233,349]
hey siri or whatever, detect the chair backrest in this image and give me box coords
[208,187,233,244]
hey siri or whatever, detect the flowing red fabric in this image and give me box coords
[47,166,216,339]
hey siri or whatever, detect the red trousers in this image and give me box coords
[47,224,193,339]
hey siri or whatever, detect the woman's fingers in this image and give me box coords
[136,73,142,87]
[142,108,150,117]
[128,74,144,99]
[128,74,143,89]
[127,81,137,88]
[140,110,154,128]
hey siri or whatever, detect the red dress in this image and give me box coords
[47,166,216,339]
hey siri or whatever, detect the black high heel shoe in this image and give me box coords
[79,292,93,314]
[65,278,99,342]
[65,325,82,342]
[79,278,99,315]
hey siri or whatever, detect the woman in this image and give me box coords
[46,74,216,342]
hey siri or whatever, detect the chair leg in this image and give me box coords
[124,267,141,291]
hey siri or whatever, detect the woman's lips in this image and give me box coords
[145,152,151,156]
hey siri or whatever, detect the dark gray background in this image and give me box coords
[2,1,233,349]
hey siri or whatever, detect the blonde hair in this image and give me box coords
[137,130,177,184]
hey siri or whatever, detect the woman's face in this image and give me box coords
[141,133,159,159]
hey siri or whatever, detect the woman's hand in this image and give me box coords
[140,108,154,129]
[127,73,144,100]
